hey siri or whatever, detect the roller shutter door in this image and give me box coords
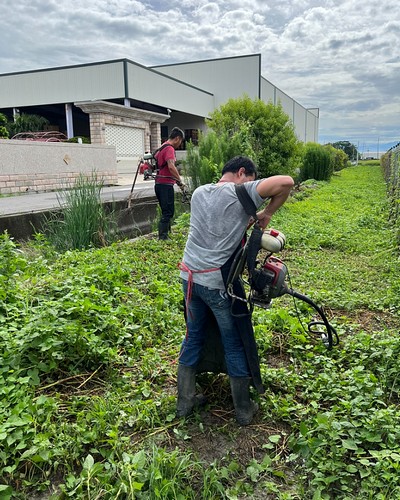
[105,125,144,157]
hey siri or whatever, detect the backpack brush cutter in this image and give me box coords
[227,227,339,350]
[127,152,191,208]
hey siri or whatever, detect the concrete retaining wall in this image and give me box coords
[0,194,159,241]
[0,139,118,195]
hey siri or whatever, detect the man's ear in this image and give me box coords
[234,169,242,180]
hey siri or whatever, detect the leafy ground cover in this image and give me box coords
[0,164,399,499]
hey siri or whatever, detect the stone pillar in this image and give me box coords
[144,125,151,153]
[150,122,161,151]
[89,113,106,144]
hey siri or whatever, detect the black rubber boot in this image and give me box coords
[158,221,170,240]
[176,364,198,417]
[230,377,259,426]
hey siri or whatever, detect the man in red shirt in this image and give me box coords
[154,127,185,239]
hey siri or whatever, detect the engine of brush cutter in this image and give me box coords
[250,256,288,308]
[247,228,288,308]
[227,227,339,349]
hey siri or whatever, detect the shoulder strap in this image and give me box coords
[154,142,171,157]
[234,184,262,279]
[154,142,172,170]
[234,184,258,219]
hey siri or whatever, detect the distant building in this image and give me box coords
[0,54,319,163]
[360,152,383,160]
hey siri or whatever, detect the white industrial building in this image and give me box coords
[0,54,319,162]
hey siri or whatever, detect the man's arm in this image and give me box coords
[167,159,183,184]
[255,175,294,229]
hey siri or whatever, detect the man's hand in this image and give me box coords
[256,210,271,230]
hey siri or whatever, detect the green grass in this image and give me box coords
[0,165,399,499]
[272,165,398,311]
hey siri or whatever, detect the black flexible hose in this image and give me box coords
[285,288,339,349]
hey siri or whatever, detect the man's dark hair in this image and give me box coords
[169,127,185,140]
[221,156,257,176]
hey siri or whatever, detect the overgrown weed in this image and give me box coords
[0,165,399,498]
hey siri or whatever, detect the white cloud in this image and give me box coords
[0,0,399,149]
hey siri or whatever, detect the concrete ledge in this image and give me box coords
[0,139,118,195]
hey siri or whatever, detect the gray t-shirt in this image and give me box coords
[180,181,265,290]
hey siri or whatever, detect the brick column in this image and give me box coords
[89,113,106,144]
[150,122,161,151]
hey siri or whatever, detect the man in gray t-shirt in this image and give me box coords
[177,156,294,425]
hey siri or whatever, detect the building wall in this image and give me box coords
[126,62,214,117]
[260,78,276,103]
[0,59,215,117]
[75,100,168,156]
[0,55,320,160]
[293,103,307,142]
[275,88,294,118]
[85,106,150,153]
[360,152,382,160]
[156,56,319,143]
[0,139,117,195]
[152,54,261,109]
[261,77,319,143]
[306,108,319,143]
[0,61,126,108]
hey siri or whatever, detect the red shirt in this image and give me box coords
[155,143,176,185]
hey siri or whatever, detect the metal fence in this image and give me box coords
[381,143,400,245]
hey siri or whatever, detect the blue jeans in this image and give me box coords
[179,280,250,377]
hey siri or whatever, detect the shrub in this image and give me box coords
[7,113,49,136]
[0,232,26,310]
[184,132,225,189]
[67,136,91,144]
[299,142,333,182]
[206,95,302,179]
[324,144,349,171]
[0,113,9,138]
[381,149,400,246]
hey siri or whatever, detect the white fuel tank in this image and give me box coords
[261,228,286,253]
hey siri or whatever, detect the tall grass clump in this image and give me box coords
[43,172,118,251]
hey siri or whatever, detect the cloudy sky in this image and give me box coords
[1,0,399,153]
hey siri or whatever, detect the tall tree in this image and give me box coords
[331,141,358,161]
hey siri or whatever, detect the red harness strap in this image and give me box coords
[178,262,220,305]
